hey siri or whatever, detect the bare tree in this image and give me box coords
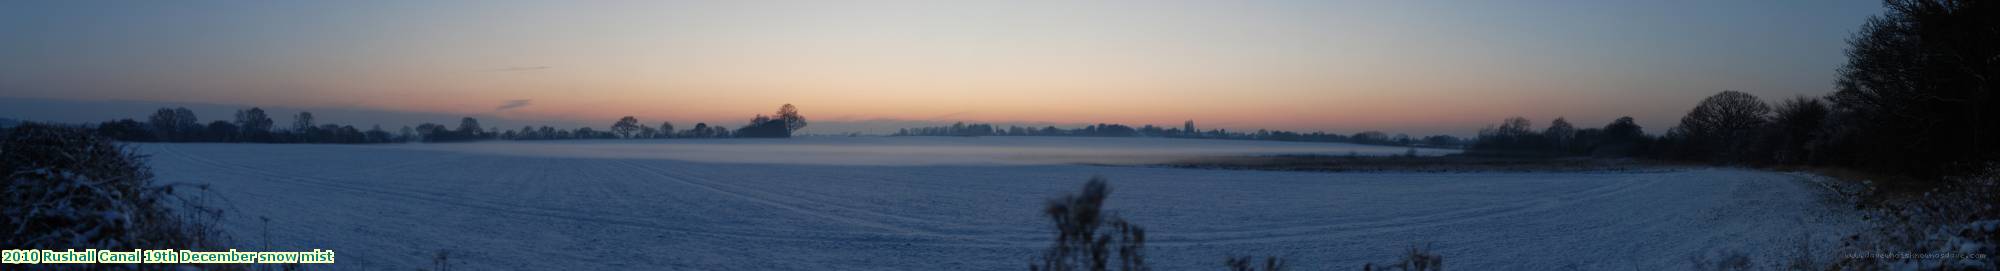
[292,112,315,133]
[776,104,807,131]
[148,108,177,141]
[1826,0,1999,176]
[1768,96,1829,164]
[1544,117,1576,152]
[611,116,640,139]
[1593,116,1649,157]
[457,117,483,139]
[659,122,675,138]
[235,107,274,141]
[1669,90,1770,162]
[171,108,198,140]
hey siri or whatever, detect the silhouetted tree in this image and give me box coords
[1667,90,1770,162]
[205,121,239,142]
[1544,118,1576,152]
[1496,117,1533,137]
[611,116,640,138]
[512,126,533,140]
[1352,131,1390,144]
[147,108,179,141]
[457,117,483,139]
[397,126,415,142]
[171,108,199,141]
[366,125,392,143]
[332,125,364,143]
[1470,117,1551,156]
[144,107,201,142]
[688,123,710,138]
[94,119,153,142]
[1592,116,1650,157]
[292,112,315,133]
[235,107,274,142]
[638,125,658,139]
[776,104,807,132]
[1824,0,1999,177]
[736,114,792,138]
[668,121,684,138]
[537,126,557,140]
[1764,96,1830,164]
[1421,135,1463,147]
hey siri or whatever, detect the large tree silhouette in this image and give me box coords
[457,117,483,139]
[776,104,807,132]
[234,107,274,141]
[1826,0,1998,176]
[1668,90,1770,162]
[1767,96,1829,164]
[611,116,640,139]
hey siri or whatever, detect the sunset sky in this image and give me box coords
[1,1,1883,135]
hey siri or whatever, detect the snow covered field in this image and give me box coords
[138,137,1859,270]
[384,136,1461,166]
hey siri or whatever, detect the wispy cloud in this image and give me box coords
[496,99,532,111]
[488,66,551,72]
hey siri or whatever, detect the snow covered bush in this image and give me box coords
[1833,165,1999,270]
[1,123,228,253]
[1030,176,1149,271]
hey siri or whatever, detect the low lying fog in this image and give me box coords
[391,136,1460,166]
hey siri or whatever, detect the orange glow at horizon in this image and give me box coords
[1,1,1879,135]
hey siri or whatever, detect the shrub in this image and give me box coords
[1,123,228,254]
[1832,166,1999,269]
[1030,176,1149,271]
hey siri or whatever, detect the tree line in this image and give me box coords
[72,104,809,143]
[893,120,1465,148]
[1471,0,1996,180]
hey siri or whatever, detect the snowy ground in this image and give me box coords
[380,136,1462,166]
[138,137,1861,270]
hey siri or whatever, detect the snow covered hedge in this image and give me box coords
[1834,167,2000,270]
[1,123,228,252]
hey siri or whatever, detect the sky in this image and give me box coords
[0,0,1884,136]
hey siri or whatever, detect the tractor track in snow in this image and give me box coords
[616,160,1029,245]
